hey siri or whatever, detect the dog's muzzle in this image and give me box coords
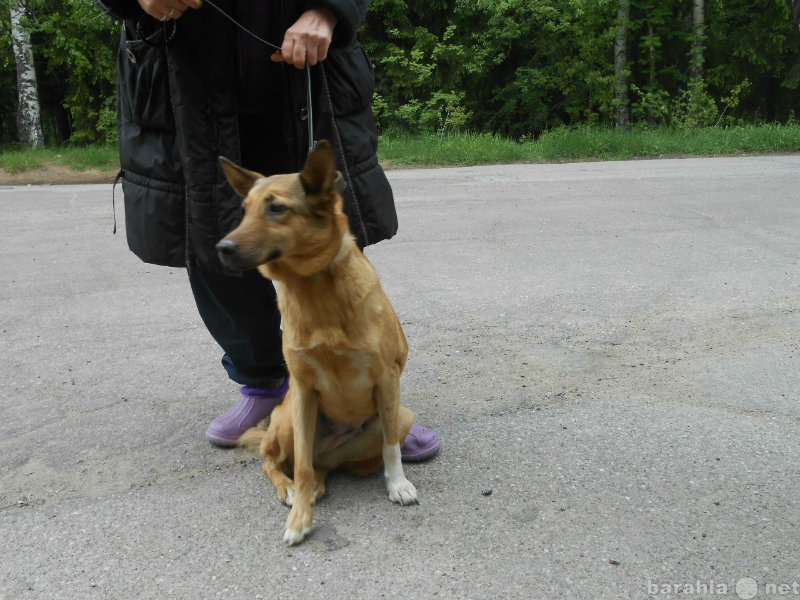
[215,239,241,266]
[216,239,282,269]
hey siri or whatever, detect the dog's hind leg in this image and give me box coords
[262,459,295,505]
[313,466,331,501]
[254,405,297,505]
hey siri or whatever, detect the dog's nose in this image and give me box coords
[216,239,239,259]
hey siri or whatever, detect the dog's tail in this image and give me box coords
[237,417,271,454]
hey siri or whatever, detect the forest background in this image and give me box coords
[2,0,800,150]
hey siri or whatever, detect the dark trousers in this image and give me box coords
[188,265,287,387]
[187,114,293,388]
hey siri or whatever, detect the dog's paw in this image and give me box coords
[283,526,312,546]
[284,506,313,546]
[387,477,419,506]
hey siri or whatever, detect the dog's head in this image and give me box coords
[216,140,348,278]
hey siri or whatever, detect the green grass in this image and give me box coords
[532,124,800,161]
[2,126,799,177]
[377,124,800,167]
[378,131,532,167]
[0,144,118,173]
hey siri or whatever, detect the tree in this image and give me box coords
[614,0,630,129]
[2,0,799,147]
[33,0,119,144]
[691,0,704,79]
[703,0,798,123]
[9,0,43,148]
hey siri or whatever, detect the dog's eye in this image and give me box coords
[267,203,287,216]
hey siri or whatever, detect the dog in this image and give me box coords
[216,141,418,546]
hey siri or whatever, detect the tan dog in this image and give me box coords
[216,141,418,546]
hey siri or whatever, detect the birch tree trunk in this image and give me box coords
[614,0,630,129]
[10,0,44,148]
[691,0,705,79]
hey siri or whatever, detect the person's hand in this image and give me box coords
[272,9,337,69]
[137,0,203,22]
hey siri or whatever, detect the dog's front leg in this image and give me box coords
[284,385,318,545]
[376,371,418,506]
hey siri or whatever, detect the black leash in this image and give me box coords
[203,0,316,155]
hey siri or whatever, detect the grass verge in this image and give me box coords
[0,145,119,174]
[377,124,800,167]
[1,126,799,179]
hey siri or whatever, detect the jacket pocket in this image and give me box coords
[117,20,174,131]
[321,42,375,116]
[121,171,186,268]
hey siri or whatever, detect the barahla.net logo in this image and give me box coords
[647,578,800,598]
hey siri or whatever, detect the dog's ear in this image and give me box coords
[220,156,262,198]
[299,140,337,197]
[334,171,346,194]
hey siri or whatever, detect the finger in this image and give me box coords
[139,0,162,20]
[149,5,176,20]
[304,42,319,66]
[144,0,193,21]
[311,39,330,64]
[164,1,189,18]
[305,36,331,65]
[280,39,295,65]
[281,37,308,69]
[172,0,198,12]
[292,43,307,68]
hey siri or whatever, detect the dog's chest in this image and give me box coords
[290,344,377,420]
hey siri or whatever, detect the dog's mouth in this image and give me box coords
[216,239,282,269]
[264,248,283,262]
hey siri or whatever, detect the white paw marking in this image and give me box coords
[283,527,312,546]
[284,487,295,507]
[388,477,419,506]
[383,442,418,506]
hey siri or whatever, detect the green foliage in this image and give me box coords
[672,79,719,129]
[363,5,477,134]
[362,0,800,134]
[4,0,800,148]
[30,0,119,145]
[1,0,118,148]
[363,0,618,136]
[630,83,672,126]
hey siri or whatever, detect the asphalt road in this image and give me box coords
[1,156,798,599]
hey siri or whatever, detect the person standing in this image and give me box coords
[96,0,440,460]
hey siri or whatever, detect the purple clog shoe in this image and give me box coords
[401,424,441,461]
[205,380,289,447]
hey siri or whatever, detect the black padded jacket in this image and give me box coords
[97,0,397,272]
